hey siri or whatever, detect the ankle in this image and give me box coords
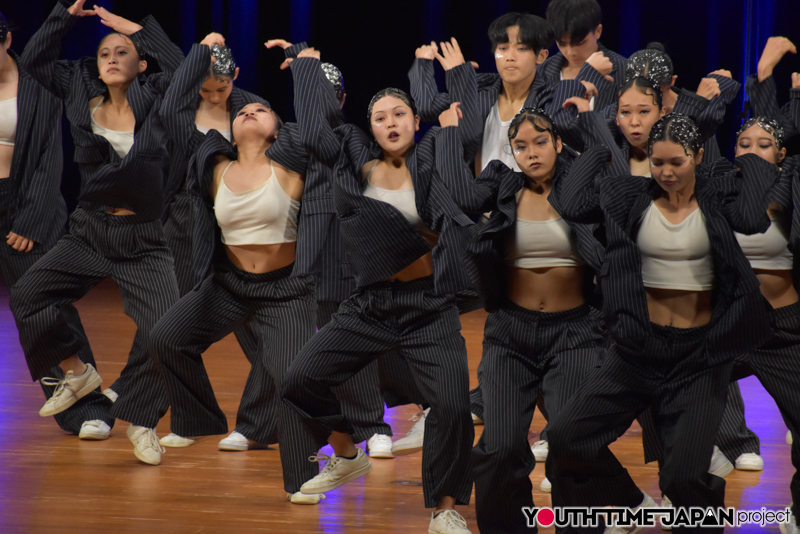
[59,357,87,376]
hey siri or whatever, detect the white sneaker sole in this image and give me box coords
[300,462,373,494]
[40,372,102,417]
[391,443,423,456]
[159,433,195,448]
[288,492,324,505]
[367,448,394,459]
[79,428,110,440]
[709,462,734,478]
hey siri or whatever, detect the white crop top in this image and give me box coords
[214,161,300,245]
[90,99,134,158]
[735,213,793,270]
[0,98,17,146]
[505,216,583,269]
[196,123,232,143]
[637,202,714,291]
[480,102,521,172]
[362,162,438,246]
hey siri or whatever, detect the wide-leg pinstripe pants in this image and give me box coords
[10,208,179,426]
[282,277,474,508]
[732,301,800,526]
[472,302,604,534]
[0,183,113,433]
[547,325,732,534]
[163,192,279,444]
[148,259,318,493]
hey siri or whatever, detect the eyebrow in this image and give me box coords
[373,106,406,114]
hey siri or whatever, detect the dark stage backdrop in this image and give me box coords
[4,1,798,207]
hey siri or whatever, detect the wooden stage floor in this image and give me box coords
[0,278,794,533]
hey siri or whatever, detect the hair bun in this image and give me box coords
[646,42,666,52]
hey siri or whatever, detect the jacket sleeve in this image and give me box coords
[716,153,781,235]
[574,110,629,177]
[746,74,800,140]
[19,2,78,100]
[160,43,209,156]
[435,125,499,213]
[265,122,310,176]
[129,15,185,93]
[291,57,344,168]
[408,58,453,122]
[688,75,741,143]
[553,145,609,224]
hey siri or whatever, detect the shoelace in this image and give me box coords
[308,453,340,476]
[41,371,74,398]
[142,428,165,454]
[440,510,467,529]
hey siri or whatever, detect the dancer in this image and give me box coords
[10,0,182,452]
[745,36,799,143]
[547,113,776,533]
[438,102,605,533]
[282,51,474,533]
[0,9,113,439]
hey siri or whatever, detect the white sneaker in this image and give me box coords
[539,476,551,493]
[660,495,673,530]
[604,491,656,533]
[788,430,794,446]
[218,430,269,451]
[531,440,549,462]
[391,408,429,456]
[127,425,164,465]
[39,364,102,417]
[708,445,734,478]
[300,449,372,494]
[428,509,472,534]
[79,419,110,440]
[366,434,394,458]
[780,509,799,534]
[159,433,195,448]
[471,413,483,425]
[287,491,324,505]
[735,452,764,471]
[103,388,118,403]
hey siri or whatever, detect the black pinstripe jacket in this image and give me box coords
[292,56,474,295]
[435,125,604,310]
[553,146,777,364]
[22,3,183,222]
[185,126,309,289]
[746,74,800,143]
[160,43,269,220]
[408,58,589,158]
[538,42,627,113]
[6,49,67,249]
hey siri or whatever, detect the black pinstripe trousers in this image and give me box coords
[163,192,279,444]
[148,259,318,493]
[282,277,474,508]
[639,381,760,465]
[473,302,604,534]
[732,301,800,525]
[0,183,113,433]
[547,325,732,534]
[10,208,179,426]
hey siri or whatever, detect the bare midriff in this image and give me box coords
[0,144,13,179]
[644,287,713,327]
[506,265,586,311]
[104,208,137,216]
[384,252,434,282]
[225,242,297,274]
[754,269,798,309]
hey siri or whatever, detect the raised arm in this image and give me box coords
[19,1,88,100]
[746,38,799,138]
[567,103,629,175]
[435,103,500,213]
[552,145,609,224]
[716,153,781,235]
[408,42,453,122]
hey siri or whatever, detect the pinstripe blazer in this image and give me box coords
[756,155,800,289]
[746,74,800,143]
[435,125,604,310]
[160,43,269,219]
[408,58,589,158]
[185,126,310,289]
[538,42,627,113]
[22,3,183,222]
[6,49,68,249]
[292,56,474,294]
[553,146,776,364]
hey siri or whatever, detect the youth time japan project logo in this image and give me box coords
[522,506,794,529]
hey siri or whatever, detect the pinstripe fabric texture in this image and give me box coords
[282,278,473,508]
[149,260,318,493]
[538,42,627,113]
[473,303,604,534]
[10,208,179,426]
[746,74,800,142]
[22,3,183,222]
[408,58,589,158]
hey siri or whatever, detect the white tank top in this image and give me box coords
[0,98,17,146]
[214,161,300,245]
[505,216,583,269]
[480,102,521,172]
[196,123,232,143]
[90,98,134,158]
[735,213,793,270]
[362,162,438,246]
[637,202,714,290]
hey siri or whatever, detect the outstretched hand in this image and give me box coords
[67,0,96,17]
[434,38,466,71]
[200,32,226,50]
[94,6,142,34]
[264,39,300,70]
[297,47,321,60]
[415,41,438,61]
[758,37,796,82]
[438,102,462,128]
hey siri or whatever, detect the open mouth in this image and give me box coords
[388,132,400,141]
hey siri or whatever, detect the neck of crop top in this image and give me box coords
[91,98,134,158]
[0,97,17,146]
